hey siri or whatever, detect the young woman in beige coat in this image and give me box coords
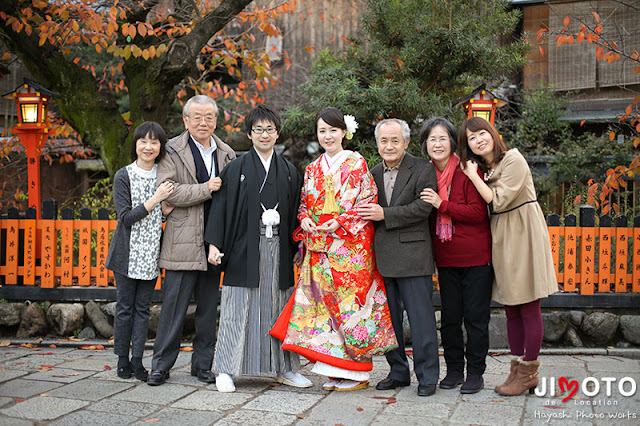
[459,117,558,396]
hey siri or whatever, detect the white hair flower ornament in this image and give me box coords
[344,115,359,140]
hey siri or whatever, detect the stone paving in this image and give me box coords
[0,345,638,425]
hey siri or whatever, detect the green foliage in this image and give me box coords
[282,0,529,150]
[505,88,634,215]
[60,177,114,219]
[503,87,573,155]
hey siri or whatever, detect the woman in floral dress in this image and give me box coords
[271,107,397,391]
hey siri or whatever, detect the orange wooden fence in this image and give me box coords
[1,205,640,294]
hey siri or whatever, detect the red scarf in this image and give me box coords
[432,154,458,242]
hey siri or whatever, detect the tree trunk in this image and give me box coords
[0,0,254,176]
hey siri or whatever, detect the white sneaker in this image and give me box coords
[216,373,236,393]
[277,371,313,388]
[323,379,340,391]
[335,379,369,391]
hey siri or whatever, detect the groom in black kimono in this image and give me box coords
[204,105,309,393]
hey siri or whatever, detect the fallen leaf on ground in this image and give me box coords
[15,399,23,403]
[34,338,43,343]
[296,414,307,419]
[34,352,54,356]
[492,399,504,402]
[69,337,85,341]
[58,339,69,342]
[39,365,54,369]
[40,393,51,397]
[104,365,112,370]
[95,345,105,350]
[80,345,97,350]
[15,362,23,365]
[0,340,11,347]
[356,407,364,411]
[143,419,160,422]
[20,344,36,348]
[49,345,57,348]
[179,347,194,352]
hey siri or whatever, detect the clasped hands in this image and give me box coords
[300,217,340,234]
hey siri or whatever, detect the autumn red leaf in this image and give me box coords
[563,16,570,27]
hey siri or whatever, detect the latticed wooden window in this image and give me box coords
[548,0,640,91]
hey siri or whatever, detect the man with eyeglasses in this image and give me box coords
[205,104,310,392]
[149,95,236,386]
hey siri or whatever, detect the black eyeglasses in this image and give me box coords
[252,127,277,134]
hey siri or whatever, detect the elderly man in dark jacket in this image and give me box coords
[148,95,236,386]
[359,118,439,397]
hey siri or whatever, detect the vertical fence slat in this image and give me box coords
[40,219,56,288]
[634,216,640,293]
[579,206,596,295]
[5,208,20,285]
[59,208,74,286]
[40,200,58,288]
[598,215,612,293]
[95,208,110,287]
[548,214,562,284]
[108,220,117,281]
[615,215,629,293]
[23,217,37,285]
[563,214,578,292]
[77,208,92,286]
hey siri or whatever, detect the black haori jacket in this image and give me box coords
[204,148,302,290]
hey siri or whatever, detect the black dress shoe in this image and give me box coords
[375,377,410,390]
[191,368,216,384]
[117,364,132,379]
[133,366,149,382]
[439,371,464,389]
[147,370,170,386]
[460,373,484,394]
[418,384,437,397]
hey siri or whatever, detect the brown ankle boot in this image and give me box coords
[497,358,540,396]
[495,357,520,394]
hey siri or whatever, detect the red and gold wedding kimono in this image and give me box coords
[271,151,397,372]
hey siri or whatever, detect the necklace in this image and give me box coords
[484,168,495,181]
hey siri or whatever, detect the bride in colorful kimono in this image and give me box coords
[271,107,398,392]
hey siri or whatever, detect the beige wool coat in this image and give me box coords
[157,131,236,271]
[486,149,558,305]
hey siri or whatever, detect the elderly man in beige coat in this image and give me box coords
[148,95,236,386]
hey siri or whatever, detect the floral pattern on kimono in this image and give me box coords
[271,151,398,372]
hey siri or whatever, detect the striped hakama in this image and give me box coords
[214,225,300,376]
